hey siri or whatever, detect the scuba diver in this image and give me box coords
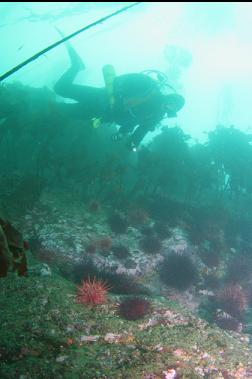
[54,43,185,151]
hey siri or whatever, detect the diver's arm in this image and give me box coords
[130,124,151,148]
[118,122,135,135]
[111,122,135,142]
[129,111,162,149]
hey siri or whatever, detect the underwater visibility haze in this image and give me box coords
[1,2,252,378]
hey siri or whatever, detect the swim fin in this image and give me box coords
[55,26,86,71]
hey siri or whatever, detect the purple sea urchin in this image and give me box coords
[140,235,162,255]
[108,213,128,234]
[159,253,198,290]
[215,285,247,320]
[118,297,152,320]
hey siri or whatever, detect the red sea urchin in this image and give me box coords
[77,277,110,306]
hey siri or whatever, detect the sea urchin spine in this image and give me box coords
[77,277,110,306]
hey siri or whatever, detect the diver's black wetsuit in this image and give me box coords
[54,62,166,148]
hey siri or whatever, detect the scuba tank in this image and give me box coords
[103,64,116,107]
[92,64,116,128]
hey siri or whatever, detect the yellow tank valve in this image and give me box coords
[92,117,102,128]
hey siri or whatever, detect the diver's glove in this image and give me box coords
[111,132,124,142]
[126,139,138,152]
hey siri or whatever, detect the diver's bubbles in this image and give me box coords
[183,2,235,35]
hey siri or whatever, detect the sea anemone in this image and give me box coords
[118,297,152,320]
[140,236,162,255]
[77,277,110,306]
[159,253,198,290]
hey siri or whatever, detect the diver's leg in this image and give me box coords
[54,64,109,119]
[54,30,109,118]
[56,87,109,121]
[54,35,87,102]
[64,44,86,72]
[55,26,85,71]
[54,55,86,102]
[54,65,83,101]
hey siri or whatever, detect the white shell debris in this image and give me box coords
[40,263,52,276]
[55,355,68,363]
[163,369,177,379]
[80,335,100,342]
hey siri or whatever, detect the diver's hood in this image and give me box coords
[166,109,178,118]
